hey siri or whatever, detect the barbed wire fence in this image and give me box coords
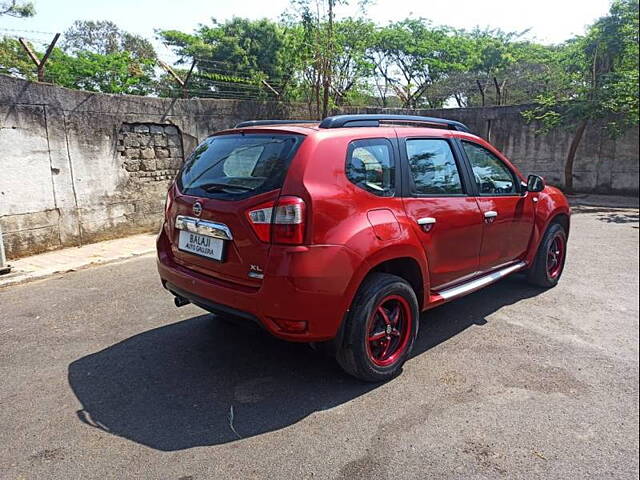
[0,28,305,102]
[0,28,558,107]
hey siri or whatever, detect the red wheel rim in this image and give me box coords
[365,295,412,367]
[546,233,565,279]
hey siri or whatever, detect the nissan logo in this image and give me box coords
[192,201,203,217]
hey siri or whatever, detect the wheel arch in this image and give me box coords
[345,243,429,312]
[367,257,425,310]
[525,201,571,266]
[318,248,427,356]
[549,212,570,237]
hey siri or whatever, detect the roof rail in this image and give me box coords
[318,114,470,133]
[234,120,317,128]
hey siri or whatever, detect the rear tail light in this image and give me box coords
[247,196,306,245]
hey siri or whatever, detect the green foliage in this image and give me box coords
[0,1,637,127]
[0,0,34,17]
[45,50,156,95]
[63,20,156,59]
[369,19,477,108]
[0,20,157,95]
[0,36,156,95]
[158,18,293,99]
[0,37,37,79]
[524,0,639,135]
[522,0,639,191]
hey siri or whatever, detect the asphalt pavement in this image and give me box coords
[0,204,638,479]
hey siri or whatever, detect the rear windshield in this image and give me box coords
[177,133,304,200]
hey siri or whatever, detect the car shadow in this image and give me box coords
[68,275,543,451]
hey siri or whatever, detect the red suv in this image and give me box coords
[157,115,570,381]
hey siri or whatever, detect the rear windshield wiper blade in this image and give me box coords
[199,182,254,192]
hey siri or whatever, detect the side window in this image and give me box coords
[406,139,464,195]
[462,141,517,195]
[346,138,395,196]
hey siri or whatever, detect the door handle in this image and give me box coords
[417,217,436,232]
[484,211,498,223]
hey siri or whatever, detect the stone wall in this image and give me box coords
[1,74,638,259]
[118,123,184,180]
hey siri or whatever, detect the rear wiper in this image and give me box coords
[200,182,253,192]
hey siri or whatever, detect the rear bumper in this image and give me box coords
[156,229,360,342]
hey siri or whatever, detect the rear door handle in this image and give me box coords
[417,217,436,232]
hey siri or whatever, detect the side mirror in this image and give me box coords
[527,174,545,193]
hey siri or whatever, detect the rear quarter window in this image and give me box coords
[345,138,395,197]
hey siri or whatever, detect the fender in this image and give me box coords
[341,241,430,312]
[524,186,571,265]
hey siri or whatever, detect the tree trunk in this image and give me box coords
[476,79,485,106]
[321,0,334,118]
[564,120,588,193]
[493,76,501,105]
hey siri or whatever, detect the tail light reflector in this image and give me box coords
[162,187,175,235]
[247,196,306,245]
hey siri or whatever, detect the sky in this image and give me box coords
[1,0,612,63]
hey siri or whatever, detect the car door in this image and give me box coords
[459,139,535,271]
[400,136,484,290]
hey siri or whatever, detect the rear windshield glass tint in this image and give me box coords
[177,133,304,199]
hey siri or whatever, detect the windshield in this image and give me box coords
[177,133,304,199]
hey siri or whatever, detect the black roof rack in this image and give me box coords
[318,114,470,132]
[234,120,317,128]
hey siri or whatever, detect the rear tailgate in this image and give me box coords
[167,132,304,287]
[169,189,280,288]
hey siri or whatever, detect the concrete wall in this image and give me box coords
[1,75,638,259]
[0,75,302,259]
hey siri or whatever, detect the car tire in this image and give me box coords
[336,273,419,382]
[527,222,567,288]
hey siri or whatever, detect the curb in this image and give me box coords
[0,249,155,290]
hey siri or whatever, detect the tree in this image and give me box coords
[0,0,34,17]
[523,0,639,192]
[1,22,156,95]
[159,18,292,99]
[44,50,156,95]
[63,20,156,59]
[280,0,345,116]
[369,19,473,108]
[0,37,37,79]
[331,19,376,105]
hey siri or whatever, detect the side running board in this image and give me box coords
[435,261,527,302]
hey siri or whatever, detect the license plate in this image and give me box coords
[178,230,224,261]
